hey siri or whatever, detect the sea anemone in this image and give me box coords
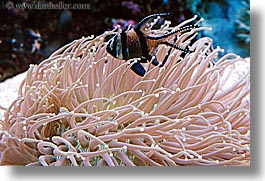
[0,15,250,166]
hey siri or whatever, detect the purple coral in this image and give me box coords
[111,19,135,29]
[121,1,141,15]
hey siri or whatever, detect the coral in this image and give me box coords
[111,19,136,29]
[0,16,250,166]
[189,0,250,57]
[235,0,250,48]
[121,1,141,15]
